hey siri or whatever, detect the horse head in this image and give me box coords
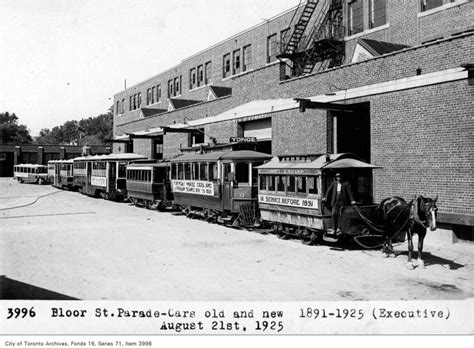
[417,195,438,231]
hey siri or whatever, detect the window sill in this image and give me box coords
[344,23,390,41]
[221,68,255,81]
[418,0,469,18]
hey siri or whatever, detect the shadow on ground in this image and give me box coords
[1,276,79,300]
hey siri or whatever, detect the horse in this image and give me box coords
[376,195,438,269]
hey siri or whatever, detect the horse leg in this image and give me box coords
[418,230,426,269]
[406,230,414,270]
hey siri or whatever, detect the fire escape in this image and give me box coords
[277,0,344,79]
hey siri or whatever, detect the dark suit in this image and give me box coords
[324,180,355,231]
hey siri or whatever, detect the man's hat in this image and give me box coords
[335,173,342,178]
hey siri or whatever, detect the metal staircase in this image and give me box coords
[277,0,344,78]
[278,0,319,58]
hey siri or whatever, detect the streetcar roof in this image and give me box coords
[170,150,272,163]
[73,153,147,162]
[14,164,47,168]
[127,162,169,169]
[257,153,381,171]
[48,159,74,164]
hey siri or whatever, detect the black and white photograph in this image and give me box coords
[0,0,473,338]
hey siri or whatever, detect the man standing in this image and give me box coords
[322,173,356,235]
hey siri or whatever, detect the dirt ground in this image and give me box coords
[0,177,473,301]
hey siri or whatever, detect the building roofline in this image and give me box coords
[114,2,303,97]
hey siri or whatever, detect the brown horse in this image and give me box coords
[377,195,438,269]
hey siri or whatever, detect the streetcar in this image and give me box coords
[13,164,51,185]
[73,153,147,200]
[126,160,174,210]
[169,150,273,225]
[48,159,75,190]
[256,153,381,243]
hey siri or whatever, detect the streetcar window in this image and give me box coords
[297,176,306,194]
[276,175,285,192]
[209,162,217,181]
[308,176,318,194]
[171,164,177,179]
[235,162,249,184]
[193,163,199,180]
[178,164,184,180]
[223,163,232,181]
[184,163,191,180]
[200,163,207,181]
[268,175,275,191]
[118,162,127,178]
[288,176,296,193]
[259,175,267,190]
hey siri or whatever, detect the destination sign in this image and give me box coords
[258,194,319,210]
[230,136,257,143]
[172,180,215,196]
[91,176,107,187]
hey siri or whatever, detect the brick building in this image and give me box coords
[112,0,474,241]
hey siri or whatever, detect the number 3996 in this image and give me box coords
[6,307,36,319]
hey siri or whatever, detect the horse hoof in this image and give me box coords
[406,263,415,270]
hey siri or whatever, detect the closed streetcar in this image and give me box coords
[170,150,272,225]
[126,160,174,210]
[48,159,75,190]
[73,153,147,200]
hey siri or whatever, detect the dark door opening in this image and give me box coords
[334,102,370,162]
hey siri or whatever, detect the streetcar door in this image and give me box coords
[223,163,233,210]
[55,164,60,186]
[108,161,117,193]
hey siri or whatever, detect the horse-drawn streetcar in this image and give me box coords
[256,153,381,243]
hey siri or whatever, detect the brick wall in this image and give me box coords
[371,80,474,215]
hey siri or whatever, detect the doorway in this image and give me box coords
[333,102,370,162]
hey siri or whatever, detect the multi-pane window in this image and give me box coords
[168,80,174,98]
[137,93,142,108]
[197,65,203,87]
[242,45,252,72]
[420,0,453,11]
[121,99,125,114]
[369,0,387,29]
[190,68,196,89]
[129,96,133,111]
[348,0,364,35]
[146,88,151,105]
[174,76,181,96]
[280,28,290,50]
[156,85,161,102]
[223,53,231,78]
[151,86,156,104]
[116,101,120,115]
[232,49,241,75]
[205,61,212,84]
[267,34,278,63]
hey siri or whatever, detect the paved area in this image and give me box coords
[0,178,473,300]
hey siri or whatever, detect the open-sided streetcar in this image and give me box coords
[48,159,75,190]
[73,153,147,200]
[13,164,51,185]
[170,150,273,225]
[257,153,380,243]
[126,160,174,210]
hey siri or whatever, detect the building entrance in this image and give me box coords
[333,102,370,162]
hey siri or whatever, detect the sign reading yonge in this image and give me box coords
[172,180,214,196]
[91,176,107,187]
[259,194,319,210]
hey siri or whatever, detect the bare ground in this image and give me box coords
[0,178,473,301]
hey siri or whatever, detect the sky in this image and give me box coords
[0,0,301,136]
